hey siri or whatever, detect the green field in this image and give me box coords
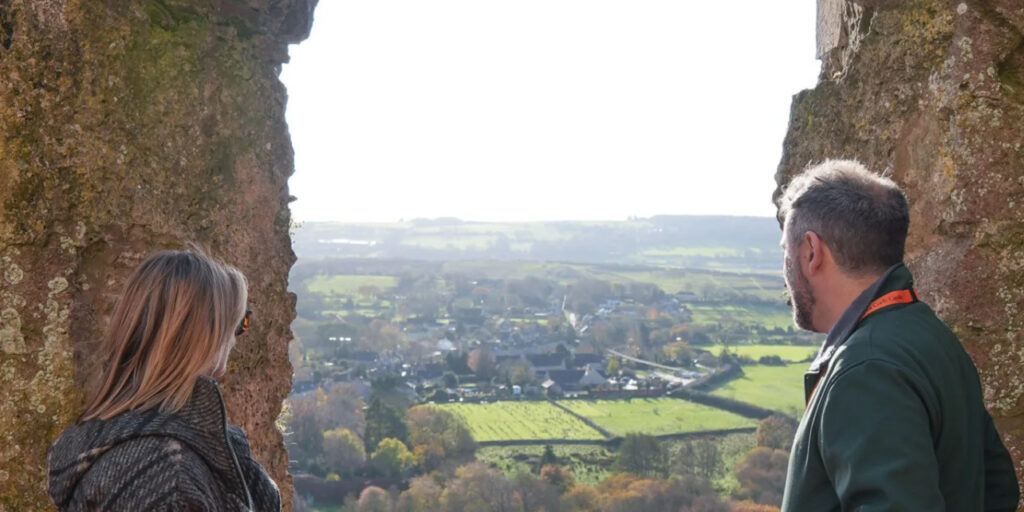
[687,303,793,330]
[710,363,808,417]
[557,397,758,436]
[710,344,818,362]
[305,274,398,295]
[438,401,605,441]
[598,270,784,302]
[477,444,616,485]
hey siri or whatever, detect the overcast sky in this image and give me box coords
[281,1,820,223]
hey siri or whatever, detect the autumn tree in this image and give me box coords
[369,437,415,478]
[514,473,561,512]
[733,447,789,506]
[662,340,694,365]
[440,462,523,512]
[595,473,725,512]
[323,383,366,436]
[560,484,600,512]
[322,428,366,477]
[405,405,476,469]
[367,318,408,352]
[615,433,667,477]
[540,464,575,493]
[502,359,536,386]
[754,415,798,451]
[396,476,443,512]
[356,486,391,512]
[468,347,498,380]
[729,502,781,512]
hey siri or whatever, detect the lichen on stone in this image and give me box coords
[0,0,315,509]
[778,0,1024,500]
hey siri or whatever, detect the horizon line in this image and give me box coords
[293,213,779,224]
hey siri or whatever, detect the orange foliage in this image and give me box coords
[730,501,780,512]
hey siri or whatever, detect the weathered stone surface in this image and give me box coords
[777,0,1024,502]
[0,1,315,510]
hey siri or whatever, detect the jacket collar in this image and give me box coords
[48,376,252,510]
[805,263,915,385]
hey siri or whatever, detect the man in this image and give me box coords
[778,160,1019,511]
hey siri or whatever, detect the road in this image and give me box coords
[605,348,701,385]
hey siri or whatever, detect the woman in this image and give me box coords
[47,248,281,511]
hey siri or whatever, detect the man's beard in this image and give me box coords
[785,255,816,331]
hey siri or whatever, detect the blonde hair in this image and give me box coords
[79,247,248,422]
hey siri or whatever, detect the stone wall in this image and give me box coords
[777,0,1024,499]
[0,1,316,510]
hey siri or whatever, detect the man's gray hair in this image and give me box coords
[778,160,909,275]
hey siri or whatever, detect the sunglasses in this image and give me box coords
[235,309,252,336]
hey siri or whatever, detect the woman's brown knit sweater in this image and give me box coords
[47,376,280,511]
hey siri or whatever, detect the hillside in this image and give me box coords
[292,216,782,273]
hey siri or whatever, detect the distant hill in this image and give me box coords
[292,216,783,273]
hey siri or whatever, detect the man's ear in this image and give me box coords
[803,231,826,276]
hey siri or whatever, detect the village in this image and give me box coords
[289,287,743,406]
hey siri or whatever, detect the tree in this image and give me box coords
[662,340,694,365]
[441,462,523,512]
[560,484,600,512]
[673,439,722,480]
[615,433,667,477]
[405,405,476,469]
[606,357,621,376]
[364,396,408,453]
[285,393,326,463]
[504,360,536,386]
[539,444,559,468]
[356,486,391,512]
[734,447,789,506]
[540,464,575,493]
[367,318,408,352]
[397,476,443,512]
[323,383,366,436]
[593,473,725,512]
[730,502,781,512]
[443,370,459,389]
[369,437,415,477]
[514,472,561,512]
[468,347,498,380]
[322,428,366,477]
[445,351,472,374]
[754,415,798,451]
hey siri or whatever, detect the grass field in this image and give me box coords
[687,303,793,330]
[710,344,818,362]
[642,247,748,258]
[557,397,758,436]
[597,270,784,303]
[710,363,808,417]
[438,401,605,441]
[477,444,616,485]
[402,234,498,250]
[305,274,398,295]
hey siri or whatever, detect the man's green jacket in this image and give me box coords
[781,263,1020,511]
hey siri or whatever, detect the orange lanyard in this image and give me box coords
[805,288,918,408]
